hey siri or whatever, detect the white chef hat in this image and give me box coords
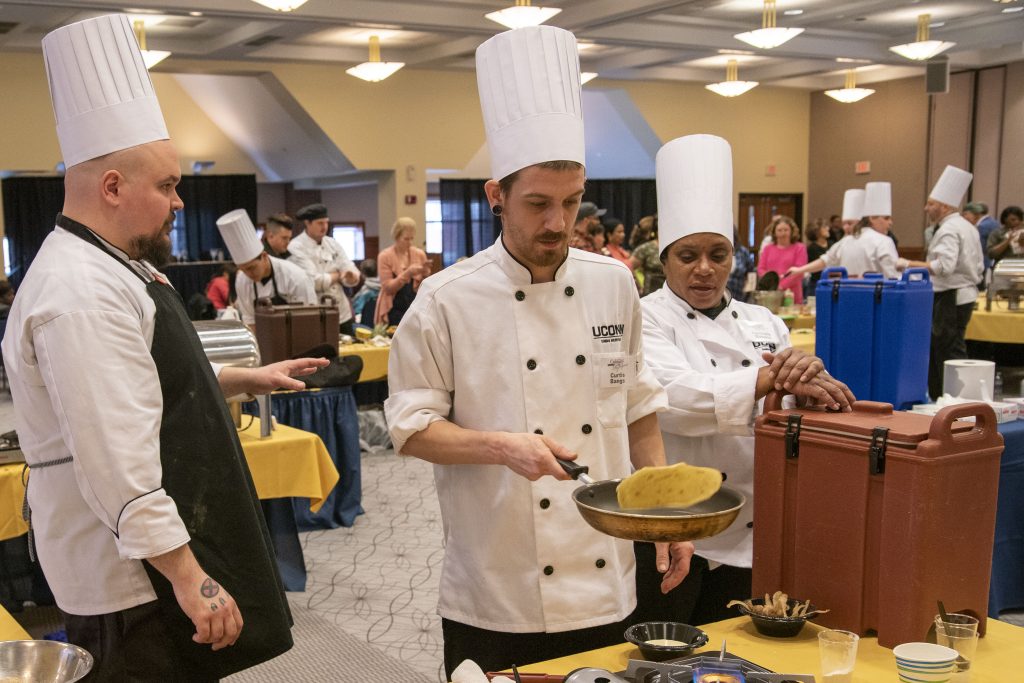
[656,134,734,254]
[841,189,865,222]
[929,165,973,207]
[42,14,169,168]
[216,209,263,265]
[476,26,585,181]
[862,182,892,217]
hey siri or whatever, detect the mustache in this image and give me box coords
[536,231,566,241]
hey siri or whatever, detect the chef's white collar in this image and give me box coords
[494,235,570,285]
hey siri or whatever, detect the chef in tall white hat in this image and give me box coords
[216,209,316,325]
[902,165,984,399]
[640,134,854,624]
[1,13,326,679]
[786,181,900,280]
[386,25,690,677]
[841,188,866,235]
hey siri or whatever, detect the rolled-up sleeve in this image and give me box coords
[384,298,454,454]
[642,312,758,439]
[34,309,189,560]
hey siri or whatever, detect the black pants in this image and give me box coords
[634,542,751,626]
[62,601,217,682]
[928,290,975,400]
[442,613,637,680]
[339,319,355,338]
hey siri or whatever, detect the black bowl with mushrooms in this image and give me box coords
[729,594,826,638]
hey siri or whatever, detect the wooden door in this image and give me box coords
[737,193,803,257]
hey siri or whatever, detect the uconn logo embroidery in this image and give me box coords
[592,323,625,344]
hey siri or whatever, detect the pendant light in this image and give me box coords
[705,60,758,97]
[889,14,955,61]
[734,0,804,50]
[346,35,405,82]
[133,20,169,69]
[250,0,309,11]
[824,70,875,104]
[485,0,562,30]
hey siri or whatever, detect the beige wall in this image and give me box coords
[808,76,930,249]
[998,61,1024,213]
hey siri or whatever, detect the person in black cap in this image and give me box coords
[288,203,361,336]
[569,201,606,252]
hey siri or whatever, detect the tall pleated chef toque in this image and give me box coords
[862,181,892,217]
[42,14,169,168]
[475,25,585,181]
[842,189,866,222]
[216,210,263,265]
[929,165,973,208]
[656,134,734,254]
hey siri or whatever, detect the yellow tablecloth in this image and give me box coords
[789,328,816,354]
[339,342,390,382]
[967,296,1024,344]
[528,616,1023,683]
[0,418,338,542]
[779,312,816,330]
[0,604,30,640]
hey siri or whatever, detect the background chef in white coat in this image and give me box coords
[288,202,360,336]
[786,182,899,280]
[641,134,855,624]
[216,209,316,326]
[900,165,984,400]
[385,25,691,678]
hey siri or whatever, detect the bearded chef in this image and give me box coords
[1,15,328,679]
[900,165,984,400]
[385,25,692,677]
[216,209,316,326]
[786,182,899,280]
[640,134,855,624]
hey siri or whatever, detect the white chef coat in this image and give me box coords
[288,231,357,324]
[1,226,191,615]
[927,212,983,304]
[819,228,899,279]
[641,287,791,569]
[234,255,317,325]
[385,239,667,634]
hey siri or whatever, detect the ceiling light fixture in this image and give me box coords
[580,72,598,85]
[784,9,804,15]
[132,20,169,69]
[1004,6,1024,12]
[734,0,804,50]
[346,35,405,82]
[250,0,309,11]
[706,59,758,97]
[485,0,562,30]
[889,13,955,60]
[824,69,875,103]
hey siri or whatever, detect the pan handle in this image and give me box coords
[555,457,592,484]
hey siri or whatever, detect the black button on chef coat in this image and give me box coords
[527,359,537,370]
[582,424,592,435]
[564,286,575,296]
[742,359,751,367]
[543,566,554,576]
[539,499,550,510]
[576,355,586,365]
[515,290,525,301]
[595,559,606,569]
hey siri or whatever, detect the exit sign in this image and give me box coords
[855,161,871,174]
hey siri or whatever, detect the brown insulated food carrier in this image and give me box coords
[254,301,339,364]
[753,396,1003,648]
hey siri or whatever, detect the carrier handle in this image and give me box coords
[928,402,998,449]
[901,267,930,283]
[763,389,789,413]
[821,267,847,280]
[851,400,893,415]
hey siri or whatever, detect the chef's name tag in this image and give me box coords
[741,320,776,343]
[596,353,637,389]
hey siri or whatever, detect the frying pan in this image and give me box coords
[556,459,745,543]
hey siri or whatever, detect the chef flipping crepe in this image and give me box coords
[384,24,691,678]
[2,14,326,679]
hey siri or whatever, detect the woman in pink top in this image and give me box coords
[757,216,807,304]
[374,217,431,326]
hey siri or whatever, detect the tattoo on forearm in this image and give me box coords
[201,578,220,598]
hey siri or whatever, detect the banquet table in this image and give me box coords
[967,296,1024,344]
[339,342,390,383]
[525,616,1024,683]
[0,419,337,593]
[789,328,815,354]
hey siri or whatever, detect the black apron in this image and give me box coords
[388,278,416,326]
[254,264,290,310]
[58,215,293,679]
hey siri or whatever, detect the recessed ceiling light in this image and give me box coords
[929,21,945,27]
[718,48,755,55]
[189,11,203,16]
[836,57,871,63]
[784,9,803,15]
[1003,6,1024,12]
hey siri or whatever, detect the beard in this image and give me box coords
[129,216,174,268]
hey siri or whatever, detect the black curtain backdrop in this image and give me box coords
[582,179,657,238]
[2,174,257,284]
[2,177,65,288]
[176,174,257,261]
[439,179,501,266]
